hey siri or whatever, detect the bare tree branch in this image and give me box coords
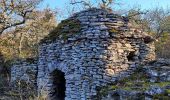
[70,0,92,8]
[0,0,42,34]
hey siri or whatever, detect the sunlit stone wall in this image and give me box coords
[37,8,155,100]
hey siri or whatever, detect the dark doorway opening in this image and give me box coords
[51,69,66,100]
[112,93,120,100]
[127,51,136,61]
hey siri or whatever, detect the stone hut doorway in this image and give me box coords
[50,69,66,100]
[127,51,136,61]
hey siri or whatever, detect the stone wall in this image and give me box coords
[11,58,37,87]
[0,52,5,73]
[98,59,170,100]
[37,8,155,100]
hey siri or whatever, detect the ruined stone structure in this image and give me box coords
[99,58,170,100]
[11,8,156,100]
[11,58,37,85]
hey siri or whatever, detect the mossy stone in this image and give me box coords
[40,18,81,44]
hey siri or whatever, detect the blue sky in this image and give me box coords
[40,0,170,9]
[39,0,170,21]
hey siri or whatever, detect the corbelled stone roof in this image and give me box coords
[40,8,154,44]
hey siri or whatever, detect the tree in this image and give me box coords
[99,0,114,9]
[0,8,57,59]
[19,8,57,58]
[70,0,118,10]
[0,0,42,34]
[139,7,170,58]
[70,0,92,8]
[143,7,170,38]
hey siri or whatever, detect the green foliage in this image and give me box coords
[165,89,170,94]
[0,8,57,60]
[40,18,81,44]
[155,32,170,58]
[153,94,170,99]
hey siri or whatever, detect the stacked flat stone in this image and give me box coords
[37,8,155,100]
[0,52,5,72]
[11,58,37,87]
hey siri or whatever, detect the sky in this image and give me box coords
[39,0,170,21]
[40,0,170,9]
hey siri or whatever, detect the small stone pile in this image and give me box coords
[98,59,170,100]
[144,58,170,82]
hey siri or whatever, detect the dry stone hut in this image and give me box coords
[37,8,155,100]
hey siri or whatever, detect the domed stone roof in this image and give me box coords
[40,8,154,44]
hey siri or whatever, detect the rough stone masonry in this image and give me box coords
[11,8,156,100]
